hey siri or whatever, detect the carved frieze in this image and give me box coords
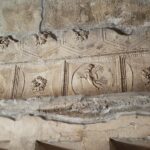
[142,67,150,87]
[125,53,150,92]
[102,28,150,53]
[0,52,149,99]
[66,56,121,96]
[0,28,149,63]
[21,31,60,61]
[61,28,150,59]
[0,64,15,99]
[11,61,65,98]
[61,28,103,57]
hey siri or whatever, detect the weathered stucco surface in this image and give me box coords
[0,115,149,150]
[0,0,149,149]
[0,93,149,149]
[0,92,150,124]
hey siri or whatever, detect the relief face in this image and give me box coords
[66,56,121,96]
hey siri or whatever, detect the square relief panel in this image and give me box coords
[125,53,150,92]
[12,61,65,98]
[66,56,121,96]
[0,64,15,99]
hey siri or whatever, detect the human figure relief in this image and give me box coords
[79,64,108,90]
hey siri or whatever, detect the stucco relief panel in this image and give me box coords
[125,53,150,92]
[66,56,121,96]
[11,60,65,98]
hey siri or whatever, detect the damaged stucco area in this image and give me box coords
[0,93,150,150]
[0,92,150,124]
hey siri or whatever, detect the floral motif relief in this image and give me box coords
[32,76,47,93]
[142,67,150,86]
[34,31,57,45]
[0,35,19,49]
[73,28,89,41]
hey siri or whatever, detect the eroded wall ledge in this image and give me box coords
[0,92,150,124]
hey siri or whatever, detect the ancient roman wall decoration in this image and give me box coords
[32,76,47,93]
[76,64,108,91]
[34,32,49,45]
[142,67,150,87]
[66,56,121,96]
[9,60,65,99]
[0,36,10,49]
[21,31,60,61]
[0,35,19,50]
[11,65,25,99]
[0,51,149,99]
[0,35,21,63]
[60,28,150,60]
[102,28,150,54]
[0,28,148,63]
[0,64,15,99]
[22,61,64,98]
[61,28,103,58]
[71,64,110,94]
[72,28,89,41]
[0,0,149,65]
[125,53,150,92]
[34,31,57,45]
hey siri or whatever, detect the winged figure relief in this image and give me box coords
[79,64,108,90]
